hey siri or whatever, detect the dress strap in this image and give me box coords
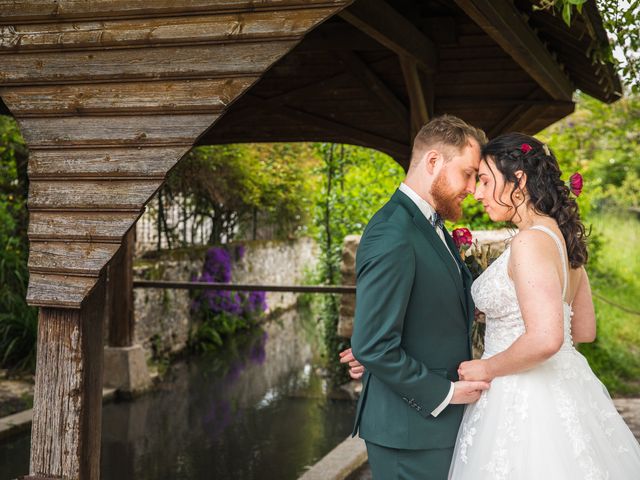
[529,225,568,300]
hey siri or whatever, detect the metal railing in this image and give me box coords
[133,280,355,295]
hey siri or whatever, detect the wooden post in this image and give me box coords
[106,229,135,348]
[29,276,106,480]
[400,56,430,140]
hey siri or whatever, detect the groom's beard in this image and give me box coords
[431,170,464,222]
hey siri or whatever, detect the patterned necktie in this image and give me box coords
[430,212,444,231]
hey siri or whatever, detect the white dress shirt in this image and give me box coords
[399,182,456,417]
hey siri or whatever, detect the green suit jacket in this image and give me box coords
[351,189,474,450]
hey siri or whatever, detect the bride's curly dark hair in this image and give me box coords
[481,132,588,268]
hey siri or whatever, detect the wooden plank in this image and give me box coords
[334,50,409,132]
[27,274,97,308]
[339,0,437,74]
[247,95,410,159]
[29,278,105,478]
[0,0,352,23]
[29,241,121,275]
[106,229,135,347]
[1,78,257,116]
[0,9,333,52]
[28,147,190,178]
[0,41,298,85]
[18,114,216,147]
[29,179,162,211]
[29,211,140,242]
[453,0,574,100]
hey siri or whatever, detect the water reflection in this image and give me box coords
[0,309,355,480]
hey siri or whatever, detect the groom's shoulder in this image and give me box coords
[366,198,411,230]
[361,199,412,246]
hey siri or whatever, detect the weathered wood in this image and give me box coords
[27,274,99,308]
[0,0,351,22]
[0,41,298,85]
[106,229,135,347]
[247,95,410,159]
[0,9,333,52]
[334,50,409,133]
[28,147,190,179]
[18,115,217,147]
[400,57,429,139]
[30,277,106,479]
[1,79,257,116]
[29,241,121,275]
[29,179,163,211]
[339,0,437,73]
[453,0,574,100]
[29,211,141,242]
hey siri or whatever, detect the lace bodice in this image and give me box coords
[471,226,574,357]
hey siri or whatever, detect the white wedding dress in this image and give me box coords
[448,225,640,479]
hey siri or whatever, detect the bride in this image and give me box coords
[346,132,640,479]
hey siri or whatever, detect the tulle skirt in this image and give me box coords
[448,347,640,479]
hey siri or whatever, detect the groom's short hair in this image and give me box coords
[410,114,487,167]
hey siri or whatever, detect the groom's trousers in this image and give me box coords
[365,441,454,480]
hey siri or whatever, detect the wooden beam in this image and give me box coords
[399,57,430,139]
[248,95,410,159]
[339,0,437,73]
[106,228,135,347]
[29,277,106,480]
[453,0,574,100]
[334,50,409,133]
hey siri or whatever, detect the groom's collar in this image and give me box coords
[397,183,438,223]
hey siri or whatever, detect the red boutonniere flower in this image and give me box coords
[520,143,533,153]
[452,228,473,259]
[568,172,583,197]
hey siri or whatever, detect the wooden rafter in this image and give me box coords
[453,0,574,101]
[400,57,430,139]
[247,95,411,159]
[339,0,438,74]
[334,50,409,133]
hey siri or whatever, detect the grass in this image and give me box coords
[579,210,640,397]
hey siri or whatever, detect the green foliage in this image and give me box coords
[538,93,640,213]
[578,211,640,396]
[160,143,319,246]
[311,144,404,387]
[537,1,640,92]
[0,116,37,372]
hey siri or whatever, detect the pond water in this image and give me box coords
[0,309,356,480]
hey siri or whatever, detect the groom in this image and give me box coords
[347,115,490,479]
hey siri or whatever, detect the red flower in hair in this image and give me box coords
[568,172,583,197]
[520,143,533,153]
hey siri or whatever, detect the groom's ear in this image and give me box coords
[424,149,440,174]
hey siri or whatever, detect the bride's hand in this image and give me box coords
[458,359,493,382]
[339,347,365,379]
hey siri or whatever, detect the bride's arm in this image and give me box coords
[570,267,596,343]
[458,230,565,381]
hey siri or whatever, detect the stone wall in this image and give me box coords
[133,238,318,359]
[336,229,514,338]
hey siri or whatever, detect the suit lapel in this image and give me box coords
[391,191,468,317]
[443,229,473,324]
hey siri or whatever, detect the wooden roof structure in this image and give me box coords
[0,1,621,479]
[0,0,621,312]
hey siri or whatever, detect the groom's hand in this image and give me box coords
[450,380,490,404]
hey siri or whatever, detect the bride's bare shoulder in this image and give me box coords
[508,229,558,270]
